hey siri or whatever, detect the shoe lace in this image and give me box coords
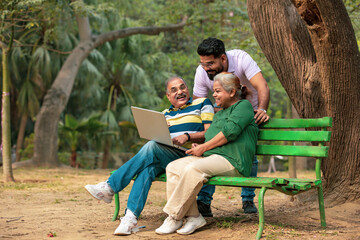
[165,216,178,224]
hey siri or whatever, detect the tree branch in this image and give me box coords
[94,16,188,47]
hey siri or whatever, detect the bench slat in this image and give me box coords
[260,117,332,129]
[258,130,331,141]
[206,176,287,188]
[256,145,329,157]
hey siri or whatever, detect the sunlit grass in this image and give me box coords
[214,216,246,229]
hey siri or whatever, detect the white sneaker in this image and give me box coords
[85,181,114,203]
[155,216,183,235]
[114,211,138,236]
[177,214,206,235]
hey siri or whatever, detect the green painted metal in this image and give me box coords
[155,173,167,182]
[207,176,282,188]
[256,187,267,240]
[259,117,332,129]
[110,170,120,221]
[287,182,312,190]
[112,193,120,221]
[258,130,331,141]
[256,145,329,157]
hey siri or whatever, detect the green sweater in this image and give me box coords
[203,100,258,177]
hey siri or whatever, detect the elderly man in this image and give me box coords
[193,38,270,215]
[85,76,214,236]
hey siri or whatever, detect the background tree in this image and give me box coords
[1,40,15,182]
[31,0,187,167]
[247,0,360,202]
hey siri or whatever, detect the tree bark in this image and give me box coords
[32,7,187,167]
[248,0,360,202]
[15,113,28,162]
[1,42,15,182]
[102,139,111,169]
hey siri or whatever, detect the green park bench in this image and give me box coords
[110,117,332,239]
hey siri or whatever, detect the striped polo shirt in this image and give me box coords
[163,97,214,148]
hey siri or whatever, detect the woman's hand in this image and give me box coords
[186,143,207,156]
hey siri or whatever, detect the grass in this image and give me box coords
[214,216,246,229]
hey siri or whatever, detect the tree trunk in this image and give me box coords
[102,140,111,169]
[70,149,77,168]
[32,4,187,167]
[15,113,28,162]
[248,0,360,202]
[1,44,15,182]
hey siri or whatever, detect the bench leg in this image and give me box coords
[256,187,267,240]
[110,170,120,222]
[317,185,326,228]
[112,193,120,221]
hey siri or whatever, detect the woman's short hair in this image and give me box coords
[214,72,248,99]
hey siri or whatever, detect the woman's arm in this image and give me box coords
[186,131,227,156]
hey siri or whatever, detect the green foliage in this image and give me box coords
[20,133,35,160]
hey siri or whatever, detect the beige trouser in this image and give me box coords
[163,154,242,220]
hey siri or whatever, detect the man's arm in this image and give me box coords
[250,72,270,124]
[172,123,211,146]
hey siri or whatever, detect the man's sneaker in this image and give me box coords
[155,216,183,235]
[177,214,206,235]
[197,200,213,217]
[85,181,114,203]
[242,201,258,214]
[114,211,138,236]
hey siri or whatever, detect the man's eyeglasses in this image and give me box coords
[199,61,215,68]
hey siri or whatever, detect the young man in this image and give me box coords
[193,38,270,215]
[85,76,214,236]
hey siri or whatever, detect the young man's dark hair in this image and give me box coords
[197,38,226,58]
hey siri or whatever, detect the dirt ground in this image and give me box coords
[1,168,359,240]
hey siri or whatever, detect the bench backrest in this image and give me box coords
[256,117,332,179]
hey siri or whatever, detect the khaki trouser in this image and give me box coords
[163,154,242,220]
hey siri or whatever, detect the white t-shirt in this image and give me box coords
[193,49,261,109]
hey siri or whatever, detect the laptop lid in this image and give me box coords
[130,106,188,151]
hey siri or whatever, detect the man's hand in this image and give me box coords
[186,143,207,156]
[254,109,270,125]
[172,134,188,146]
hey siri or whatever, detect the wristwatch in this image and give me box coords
[184,132,191,141]
[259,108,267,113]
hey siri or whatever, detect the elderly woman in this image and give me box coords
[155,72,259,235]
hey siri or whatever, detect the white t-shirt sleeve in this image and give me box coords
[240,52,261,81]
[193,66,209,97]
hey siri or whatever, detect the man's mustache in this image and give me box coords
[176,93,187,99]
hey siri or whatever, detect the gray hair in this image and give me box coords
[214,72,247,99]
[165,76,187,93]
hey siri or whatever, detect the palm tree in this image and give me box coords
[58,114,107,167]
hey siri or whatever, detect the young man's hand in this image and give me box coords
[254,109,270,124]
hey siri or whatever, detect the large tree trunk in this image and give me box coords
[32,6,187,167]
[247,0,360,203]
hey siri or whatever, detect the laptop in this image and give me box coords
[131,106,188,151]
